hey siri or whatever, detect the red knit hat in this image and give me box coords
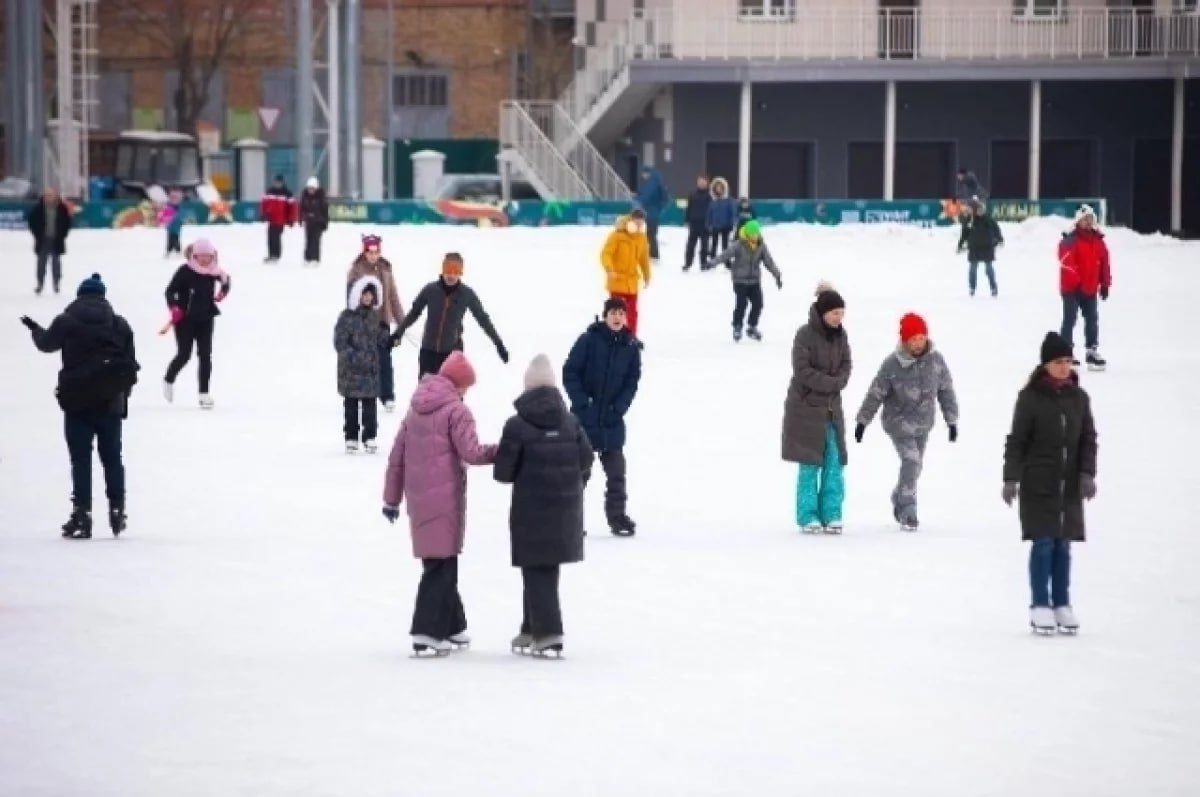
[438,351,476,391]
[899,313,928,342]
[362,234,382,253]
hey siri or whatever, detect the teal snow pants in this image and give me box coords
[796,422,845,527]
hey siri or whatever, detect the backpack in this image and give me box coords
[55,319,140,413]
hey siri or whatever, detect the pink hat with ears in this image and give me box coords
[438,351,476,391]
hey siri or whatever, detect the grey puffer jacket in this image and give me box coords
[708,239,781,286]
[781,304,852,466]
[856,342,959,439]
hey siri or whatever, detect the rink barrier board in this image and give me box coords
[0,197,1106,231]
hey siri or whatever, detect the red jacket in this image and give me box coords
[1058,228,1111,297]
[260,187,296,227]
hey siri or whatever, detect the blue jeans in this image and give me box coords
[64,409,125,509]
[646,219,660,260]
[1060,292,1099,350]
[1029,538,1072,607]
[796,423,845,526]
[968,261,996,293]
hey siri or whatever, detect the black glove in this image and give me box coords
[1080,474,1097,500]
[497,344,509,364]
[382,506,399,524]
[20,316,37,332]
[854,423,865,443]
[775,275,783,290]
[1099,287,1109,301]
[1002,482,1018,507]
[948,424,958,443]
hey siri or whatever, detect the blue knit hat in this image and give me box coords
[77,273,106,297]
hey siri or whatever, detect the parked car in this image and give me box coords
[434,174,540,203]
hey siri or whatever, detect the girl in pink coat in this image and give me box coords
[382,351,497,657]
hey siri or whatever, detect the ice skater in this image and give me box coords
[382,352,497,657]
[163,238,231,409]
[706,177,736,263]
[1058,204,1112,370]
[1003,332,1098,635]
[25,188,72,295]
[260,174,295,263]
[494,354,593,658]
[957,199,1003,297]
[782,283,852,534]
[335,276,390,453]
[346,235,405,410]
[705,219,782,342]
[854,313,959,531]
[158,188,185,258]
[599,209,651,339]
[299,177,329,266]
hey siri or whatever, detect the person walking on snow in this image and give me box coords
[494,354,593,658]
[20,273,139,539]
[782,283,852,534]
[1058,204,1111,371]
[706,177,736,263]
[260,174,296,263]
[634,165,669,261]
[682,175,712,271]
[957,199,1003,297]
[300,177,329,266]
[1003,332,1097,635]
[854,313,959,531]
[336,276,391,454]
[600,209,651,339]
[391,252,508,379]
[382,352,498,657]
[563,298,642,537]
[346,235,405,409]
[25,188,72,295]
[163,238,231,409]
[705,219,782,342]
[158,188,185,258]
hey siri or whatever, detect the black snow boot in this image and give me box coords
[109,506,127,537]
[61,508,93,539]
[608,514,636,538]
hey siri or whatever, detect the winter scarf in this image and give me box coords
[187,239,230,281]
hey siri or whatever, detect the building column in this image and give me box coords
[296,0,315,186]
[737,77,752,198]
[883,80,896,201]
[1029,79,1042,201]
[5,0,25,181]
[1171,76,1185,232]
[326,0,340,195]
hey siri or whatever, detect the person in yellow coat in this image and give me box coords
[600,208,652,337]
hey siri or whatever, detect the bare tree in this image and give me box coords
[113,0,270,135]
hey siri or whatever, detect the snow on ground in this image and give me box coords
[1,219,1198,796]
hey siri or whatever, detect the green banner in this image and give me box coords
[0,197,1105,231]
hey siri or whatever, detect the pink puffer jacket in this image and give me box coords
[383,375,497,559]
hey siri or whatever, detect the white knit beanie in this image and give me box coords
[523,354,556,391]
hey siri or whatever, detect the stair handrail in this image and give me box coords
[499,100,592,200]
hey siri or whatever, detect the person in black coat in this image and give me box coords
[734,197,756,236]
[20,273,139,539]
[1002,332,1098,635]
[683,175,712,271]
[163,238,232,408]
[562,297,643,537]
[957,200,1004,297]
[25,188,72,294]
[494,354,593,656]
[299,177,329,266]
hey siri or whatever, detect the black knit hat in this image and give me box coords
[77,273,106,298]
[603,297,627,316]
[815,288,845,316]
[1040,332,1073,365]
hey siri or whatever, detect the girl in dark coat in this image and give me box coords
[782,283,852,534]
[335,276,389,453]
[494,354,593,658]
[163,238,231,409]
[1003,332,1098,635]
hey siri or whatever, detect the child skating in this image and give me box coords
[335,276,390,453]
[381,352,497,657]
[159,188,185,258]
[854,313,959,531]
[1003,332,1098,635]
[705,219,782,342]
[163,238,231,409]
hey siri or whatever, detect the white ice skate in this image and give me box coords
[162,381,174,403]
[800,522,824,535]
[1085,347,1106,372]
[345,440,359,454]
[411,635,452,657]
[198,394,214,410]
[1054,606,1079,635]
[448,631,471,650]
[511,632,533,654]
[531,635,564,659]
[823,521,844,535]
[383,400,396,413]
[363,439,378,454]
[1030,606,1056,635]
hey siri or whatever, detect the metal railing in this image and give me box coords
[556,7,1200,137]
[499,100,592,200]
[516,101,630,200]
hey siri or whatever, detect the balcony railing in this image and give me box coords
[622,7,1200,62]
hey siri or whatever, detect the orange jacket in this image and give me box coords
[601,216,651,295]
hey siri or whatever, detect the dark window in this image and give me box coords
[704,142,813,198]
[738,1,796,21]
[392,72,449,108]
[989,140,1030,198]
[1012,0,1065,17]
[585,21,597,46]
[847,141,953,199]
[1040,139,1096,198]
[596,0,606,22]
[847,142,884,199]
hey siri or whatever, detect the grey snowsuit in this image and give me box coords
[707,238,782,331]
[855,342,959,525]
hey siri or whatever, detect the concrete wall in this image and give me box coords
[631,78,1200,226]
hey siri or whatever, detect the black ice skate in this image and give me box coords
[746,327,762,341]
[732,326,743,342]
[61,508,93,540]
[411,635,452,658]
[1085,348,1106,372]
[109,506,127,537]
[608,514,636,537]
